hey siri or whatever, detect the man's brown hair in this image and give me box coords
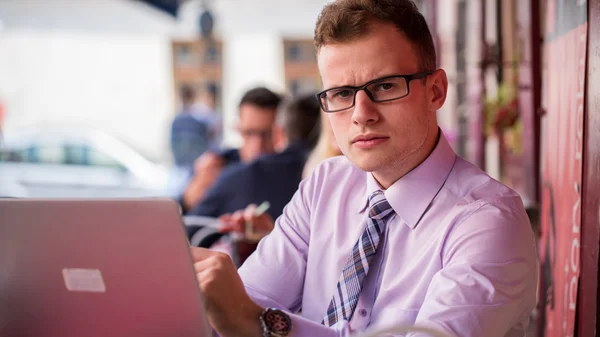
[314,0,436,71]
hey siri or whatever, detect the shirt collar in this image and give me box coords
[358,129,457,229]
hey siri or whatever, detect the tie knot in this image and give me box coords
[368,190,394,220]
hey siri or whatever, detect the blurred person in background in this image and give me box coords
[225,108,343,239]
[187,93,321,222]
[166,84,220,196]
[302,110,342,178]
[180,87,282,212]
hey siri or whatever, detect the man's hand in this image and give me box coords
[193,152,225,175]
[191,247,263,337]
[183,152,225,210]
[218,204,275,236]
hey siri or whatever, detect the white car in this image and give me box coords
[0,128,170,198]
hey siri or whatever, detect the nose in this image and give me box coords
[248,135,272,157]
[246,136,262,154]
[257,136,270,150]
[351,90,379,126]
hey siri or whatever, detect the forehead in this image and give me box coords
[317,23,420,89]
[239,104,276,126]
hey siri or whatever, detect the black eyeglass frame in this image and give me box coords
[315,71,434,113]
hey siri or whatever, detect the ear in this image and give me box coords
[273,125,287,151]
[428,69,448,112]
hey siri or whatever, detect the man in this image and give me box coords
[191,1,537,337]
[180,87,282,212]
[186,93,320,220]
[166,84,217,196]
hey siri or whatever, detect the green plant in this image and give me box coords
[483,83,520,137]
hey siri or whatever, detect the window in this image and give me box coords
[65,145,123,168]
[65,145,87,165]
[175,44,193,65]
[86,147,124,169]
[0,149,25,162]
[204,44,221,63]
[0,145,64,164]
[285,41,316,62]
[288,78,321,96]
[0,143,123,169]
[287,42,302,61]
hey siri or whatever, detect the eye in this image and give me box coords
[331,89,353,99]
[374,82,395,91]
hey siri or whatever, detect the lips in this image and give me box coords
[351,134,388,143]
[351,134,389,149]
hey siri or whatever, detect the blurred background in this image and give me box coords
[0,0,328,198]
[0,0,545,203]
[0,1,599,335]
[0,0,539,200]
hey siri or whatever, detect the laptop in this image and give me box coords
[0,198,211,337]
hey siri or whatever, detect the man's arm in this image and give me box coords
[187,164,247,218]
[181,152,225,212]
[191,175,352,337]
[409,197,538,337]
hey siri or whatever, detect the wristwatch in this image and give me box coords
[259,308,293,337]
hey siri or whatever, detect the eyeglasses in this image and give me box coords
[238,128,273,140]
[315,72,433,113]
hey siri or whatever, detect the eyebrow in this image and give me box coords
[324,74,401,90]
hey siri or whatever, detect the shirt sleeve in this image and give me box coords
[238,175,353,337]
[408,197,538,337]
[187,164,246,217]
[186,181,228,218]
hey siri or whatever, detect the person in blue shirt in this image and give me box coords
[186,93,321,222]
[179,87,283,212]
[167,84,219,196]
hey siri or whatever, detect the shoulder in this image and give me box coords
[255,148,308,168]
[171,114,209,131]
[440,157,535,260]
[300,155,364,200]
[444,156,523,206]
[202,162,251,196]
[171,113,191,124]
[219,161,251,179]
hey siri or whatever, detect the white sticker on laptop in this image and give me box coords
[62,268,106,293]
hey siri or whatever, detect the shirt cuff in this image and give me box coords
[289,314,350,337]
[246,286,350,337]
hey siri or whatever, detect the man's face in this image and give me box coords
[317,22,446,185]
[238,103,277,162]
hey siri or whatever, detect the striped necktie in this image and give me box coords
[322,190,395,326]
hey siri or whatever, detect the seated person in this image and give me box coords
[219,108,344,237]
[179,87,282,212]
[190,1,537,336]
[166,85,217,196]
[186,93,321,222]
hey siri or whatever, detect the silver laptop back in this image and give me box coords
[0,198,210,337]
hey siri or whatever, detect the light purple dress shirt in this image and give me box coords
[238,133,538,337]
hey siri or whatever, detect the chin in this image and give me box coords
[351,156,384,173]
[351,150,401,173]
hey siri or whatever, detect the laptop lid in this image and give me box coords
[0,198,210,337]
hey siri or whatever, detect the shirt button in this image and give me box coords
[358,309,368,317]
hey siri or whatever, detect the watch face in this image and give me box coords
[264,309,292,335]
